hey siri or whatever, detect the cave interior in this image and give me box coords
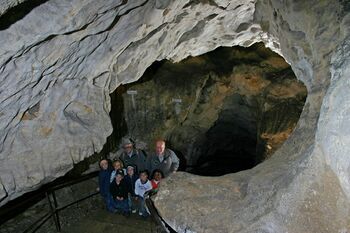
[108,43,307,176]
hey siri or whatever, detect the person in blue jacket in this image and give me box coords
[98,159,116,213]
[124,166,138,213]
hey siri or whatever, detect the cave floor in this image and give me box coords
[61,208,157,233]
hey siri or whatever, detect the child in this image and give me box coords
[110,169,130,216]
[150,169,164,193]
[110,159,126,183]
[134,170,152,217]
[98,159,116,213]
[124,166,138,213]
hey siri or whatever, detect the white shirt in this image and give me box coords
[134,178,152,197]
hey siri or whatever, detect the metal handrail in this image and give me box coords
[0,171,100,233]
[1,171,177,233]
[145,193,177,233]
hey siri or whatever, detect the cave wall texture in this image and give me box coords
[0,0,349,232]
[118,44,307,173]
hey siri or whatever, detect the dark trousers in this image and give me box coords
[111,198,129,213]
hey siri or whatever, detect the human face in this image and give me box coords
[140,172,148,182]
[155,141,165,155]
[127,167,134,176]
[100,160,108,170]
[113,162,121,170]
[123,144,133,154]
[116,174,123,183]
[154,172,162,181]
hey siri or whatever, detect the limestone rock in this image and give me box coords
[0,0,349,232]
[153,0,350,232]
[0,0,273,205]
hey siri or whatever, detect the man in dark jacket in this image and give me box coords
[110,169,130,216]
[146,140,180,177]
[119,138,146,174]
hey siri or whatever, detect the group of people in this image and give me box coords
[98,139,180,217]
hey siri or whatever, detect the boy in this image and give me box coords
[110,169,130,216]
[98,159,116,213]
[134,170,152,217]
[124,166,138,213]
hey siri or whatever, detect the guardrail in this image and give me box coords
[0,171,99,233]
[0,171,177,233]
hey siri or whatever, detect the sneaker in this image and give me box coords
[138,211,143,216]
[132,209,137,214]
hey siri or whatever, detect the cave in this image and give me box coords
[0,0,349,232]
[111,43,307,176]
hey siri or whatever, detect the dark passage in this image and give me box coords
[111,43,307,177]
[190,94,258,176]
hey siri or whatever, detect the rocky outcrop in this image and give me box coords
[0,0,349,232]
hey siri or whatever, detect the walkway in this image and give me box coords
[61,208,158,233]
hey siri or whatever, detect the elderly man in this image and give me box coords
[146,140,180,177]
[118,138,146,174]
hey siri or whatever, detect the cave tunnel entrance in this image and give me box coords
[110,42,307,176]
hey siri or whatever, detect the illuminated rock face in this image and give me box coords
[0,0,349,232]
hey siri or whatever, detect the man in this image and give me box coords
[118,138,146,174]
[147,140,180,177]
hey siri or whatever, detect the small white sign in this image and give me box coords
[127,90,138,95]
[172,98,182,103]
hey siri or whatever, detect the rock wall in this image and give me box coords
[0,0,276,205]
[0,0,349,232]
[154,1,350,232]
[116,44,306,173]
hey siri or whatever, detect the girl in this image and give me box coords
[150,169,164,193]
[110,159,126,183]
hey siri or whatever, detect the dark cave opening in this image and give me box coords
[189,93,259,176]
[109,42,307,176]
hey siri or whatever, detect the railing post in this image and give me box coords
[46,191,61,232]
[51,191,61,232]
